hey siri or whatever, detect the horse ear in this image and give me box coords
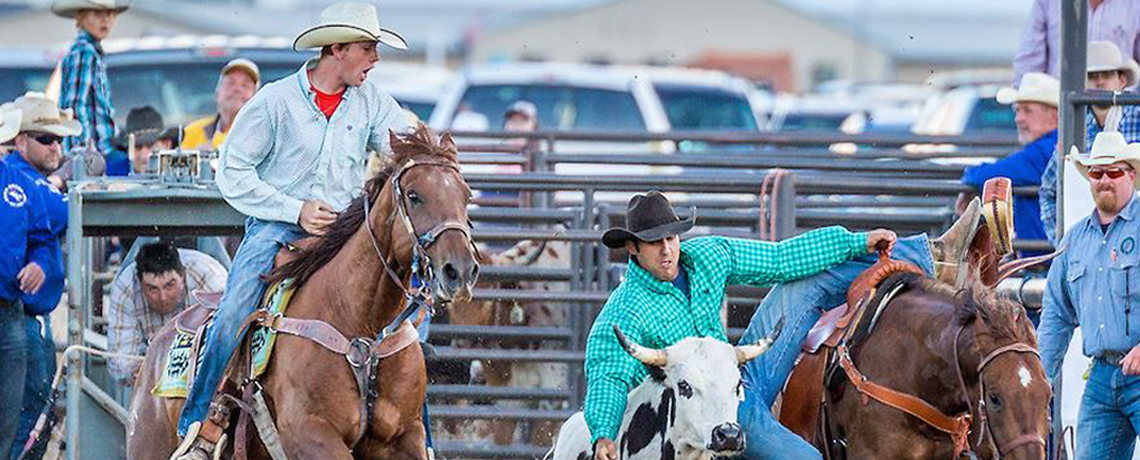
[440,132,457,152]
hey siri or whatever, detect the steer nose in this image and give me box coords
[709,423,745,452]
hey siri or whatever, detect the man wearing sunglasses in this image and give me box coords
[0,92,80,460]
[1039,131,1140,460]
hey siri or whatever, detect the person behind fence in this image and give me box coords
[0,107,55,457]
[106,106,180,176]
[181,58,261,152]
[106,242,227,386]
[957,72,1058,258]
[584,191,898,460]
[170,3,412,459]
[1,93,79,460]
[1038,131,1140,460]
[1013,0,1140,86]
[1040,40,1140,246]
[53,0,129,156]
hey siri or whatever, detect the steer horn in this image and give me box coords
[735,316,785,364]
[613,324,667,367]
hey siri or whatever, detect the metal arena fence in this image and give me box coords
[58,129,1048,460]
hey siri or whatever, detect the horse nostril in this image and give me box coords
[443,263,459,284]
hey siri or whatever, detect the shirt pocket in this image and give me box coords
[1110,258,1140,338]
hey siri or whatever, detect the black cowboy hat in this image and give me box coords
[602,191,696,249]
[113,106,180,150]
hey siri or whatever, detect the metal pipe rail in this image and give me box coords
[427,384,572,401]
[480,266,575,282]
[428,325,575,342]
[433,441,551,460]
[432,347,584,362]
[543,152,968,175]
[430,405,578,421]
[447,129,1021,148]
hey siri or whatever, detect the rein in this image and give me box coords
[952,325,1045,458]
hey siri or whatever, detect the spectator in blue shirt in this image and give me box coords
[0,107,55,456]
[52,0,129,156]
[959,72,1059,257]
[1040,41,1140,245]
[2,92,80,460]
[1039,131,1140,460]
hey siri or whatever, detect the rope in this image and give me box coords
[16,345,145,460]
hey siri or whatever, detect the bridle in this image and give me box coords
[952,324,1046,459]
[361,158,479,332]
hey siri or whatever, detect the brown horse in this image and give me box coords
[823,275,1051,460]
[127,126,480,460]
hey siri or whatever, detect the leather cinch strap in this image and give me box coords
[838,345,972,458]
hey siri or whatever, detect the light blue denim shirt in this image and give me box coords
[216,59,410,224]
[1040,195,1140,380]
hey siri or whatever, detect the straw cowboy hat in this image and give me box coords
[292,2,408,52]
[1070,131,1140,188]
[1088,40,1140,88]
[51,0,129,19]
[997,72,1060,108]
[603,191,696,249]
[0,107,21,145]
[0,92,82,138]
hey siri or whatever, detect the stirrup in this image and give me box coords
[170,422,201,460]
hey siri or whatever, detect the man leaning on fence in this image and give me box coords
[583,191,898,460]
[957,72,1058,258]
[53,0,129,156]
[1040,40,1140,246]
[1039,131,1140,459]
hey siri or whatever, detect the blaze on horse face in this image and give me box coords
[389,131,480,303]
[614,325,780,457]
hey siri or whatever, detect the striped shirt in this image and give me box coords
[583,228,868,443]
[105,249,227,383]
[1014,0,1140,84]
[59,30,116,155]
[215,59,410,224]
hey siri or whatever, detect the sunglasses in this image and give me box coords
[30,133,62,146]
[1088,167,1132,180]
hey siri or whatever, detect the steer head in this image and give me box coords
[612,321,782,457]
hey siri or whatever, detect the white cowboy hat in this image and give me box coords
[1070,131,1140,188]
[1087,40,1140,88]
[292,2,407,52]
[997,72,1060,108]
[0,92,82,138]
[51,0,129,19]
[0,107,21,145]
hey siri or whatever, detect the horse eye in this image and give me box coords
[987,392,1003,412]
[677,380,693,398]
[407,191,422,205]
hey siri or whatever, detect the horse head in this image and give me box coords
[377,125,480,304]
[957,285,1050,460]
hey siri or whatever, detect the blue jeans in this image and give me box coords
[737,234,934,460]
[177,218,305,436]
[1075,360,1140,459]
[0,303,27,454]
[10,315,54,460]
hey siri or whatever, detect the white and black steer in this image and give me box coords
[551,322,782,460]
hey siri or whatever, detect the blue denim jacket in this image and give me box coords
[1040,196,1140,380]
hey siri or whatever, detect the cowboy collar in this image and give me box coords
[623,248,695,298]
[5,151,43,179]
[76,29,104,54]
[298,58,356,110]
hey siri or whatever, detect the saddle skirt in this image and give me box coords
[153,279,297,398]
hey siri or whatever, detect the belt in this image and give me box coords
[1098,351,1128,367]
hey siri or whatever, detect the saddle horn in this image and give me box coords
[613,324,667,367]
[736,316,785,364]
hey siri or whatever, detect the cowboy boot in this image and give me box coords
[930,197,982,283]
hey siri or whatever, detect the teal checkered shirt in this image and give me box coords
[583,227,869,444]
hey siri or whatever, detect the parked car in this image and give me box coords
[0,47,59,104]
[43,36,448,127]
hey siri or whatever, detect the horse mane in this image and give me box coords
[913,277,1036,346]
[267,125,459,286]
